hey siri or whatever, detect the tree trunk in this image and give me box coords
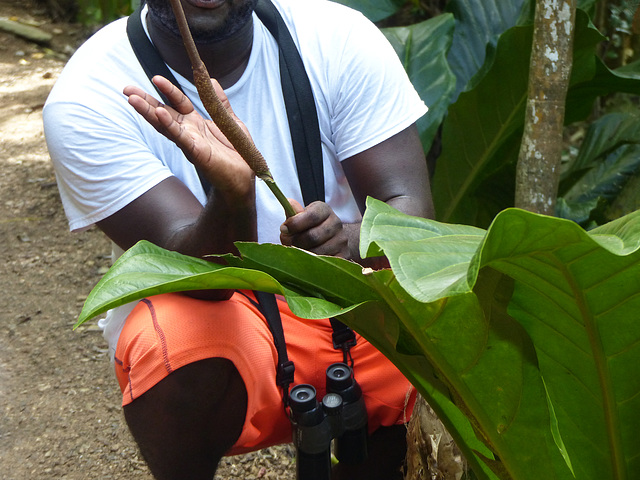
[405,395,466,480]
[514,0,577,214]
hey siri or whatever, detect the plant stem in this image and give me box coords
[168,0,296,218]
[264,178,298,218]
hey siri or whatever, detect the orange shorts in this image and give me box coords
[114,291,416,456]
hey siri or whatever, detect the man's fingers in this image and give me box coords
[280,201,336,244]
[126,93,163,128]
[153,76,193,115]
[123,85,163,109]
[288,198,305,215]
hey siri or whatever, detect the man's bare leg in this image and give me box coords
[123,358,247,480]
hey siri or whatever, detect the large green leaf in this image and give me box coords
[75,243,289,327]
[382,14,456,152]
[362,199,640,479]
[478,210,640,479]
[432,21,531,227]
[566,59,640,125]
[77,199,640,479]
[445,0,531,101]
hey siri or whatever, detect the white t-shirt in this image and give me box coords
[44,0,427,355]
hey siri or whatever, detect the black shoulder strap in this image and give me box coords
[250,291,296,403]
[126,4,184,103]
[253,0,324,205]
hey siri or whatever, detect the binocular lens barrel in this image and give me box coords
[326,363,369,465]
[296,450,332,480]
[289,384,333,480]
[289,384,318,413]
[289,363,369,480]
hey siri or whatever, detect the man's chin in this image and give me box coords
[146,0,256,44]
[183,0,227,9]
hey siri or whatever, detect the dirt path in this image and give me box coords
[0,2,294,478]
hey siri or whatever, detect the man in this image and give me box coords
[44,0,434,478]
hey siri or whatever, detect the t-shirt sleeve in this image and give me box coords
[43,100,174,232]
[329,13,428,160]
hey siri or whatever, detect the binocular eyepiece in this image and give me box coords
[289,363,368,480]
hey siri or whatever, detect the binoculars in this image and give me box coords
[288,362,368,480]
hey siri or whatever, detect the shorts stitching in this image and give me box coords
[127,371,134,402]
[114,355,134,402]
[141,298,173,375]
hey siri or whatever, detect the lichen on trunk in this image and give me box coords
[514,0,576,215]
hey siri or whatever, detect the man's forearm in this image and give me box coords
[164,187,257,301]
[166,187,258,260]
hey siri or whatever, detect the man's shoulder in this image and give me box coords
[72,17,131,63]
[46,17,144,107]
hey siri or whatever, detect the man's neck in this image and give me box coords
[147,15,254,89]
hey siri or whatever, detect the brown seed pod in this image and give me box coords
[168,0,296,217]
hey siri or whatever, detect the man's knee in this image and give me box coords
[123,357,248,478]
[125,356,247,429]
[159,357,247,413]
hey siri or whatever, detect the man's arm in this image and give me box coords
[96,175,256,259]
[280,123,433,267]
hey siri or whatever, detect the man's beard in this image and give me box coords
[145,0,258,43]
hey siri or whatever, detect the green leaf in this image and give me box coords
[331,0,403,22]
[566,59,640,125]
[362,200,640,478]
[568,112,640,174]
[471,208,640,479]
[432,22,531,227]
[382,14,456,152]
[558,112,640,225]
[361,197,485,302]
[445,0,530,101]
[75,242,285,327]
[605,174,640,222]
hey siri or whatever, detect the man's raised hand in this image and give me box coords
[123,75,254,197]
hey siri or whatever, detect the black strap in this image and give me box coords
[253,0,355,369]
[126,4,184,102]
[246,291,295,401]
[253,0,324,205]
[330,317,357,366]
